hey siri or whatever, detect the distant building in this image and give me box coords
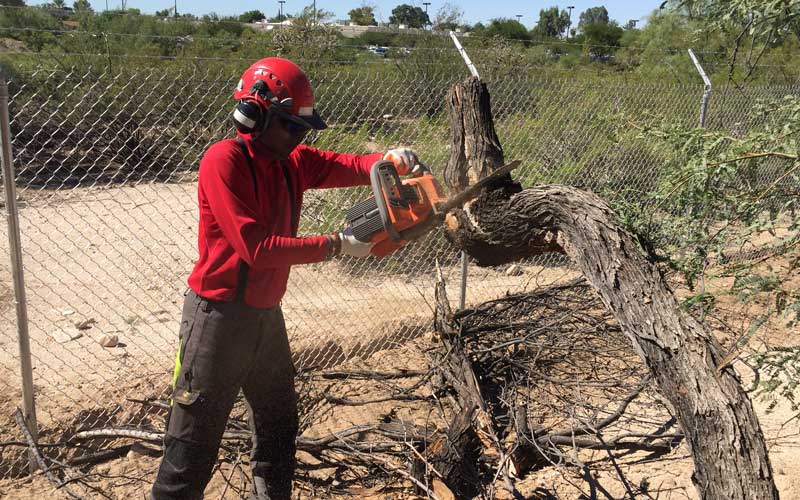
[246,20,293,31]
[246,21,466,38]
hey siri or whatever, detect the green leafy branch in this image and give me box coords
[610,93,799,404]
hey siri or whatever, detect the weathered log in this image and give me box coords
[414,265,536,498]
[415,268,485,499]
[443,76,506,192]
[419,407,481,499]
[443,76,778,500]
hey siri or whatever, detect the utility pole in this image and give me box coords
[628,19,639,29]
[278,0,285,22]
[422,1,431,29]
[515,14,522,24]
[567,5,575,38]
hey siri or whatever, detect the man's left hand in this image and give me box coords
[383,148,429,177]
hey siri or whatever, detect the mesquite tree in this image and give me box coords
[442,76,779,500]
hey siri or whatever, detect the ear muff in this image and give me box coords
[232,81,274,134]
[233,99,264,134]
[231,80,299,134]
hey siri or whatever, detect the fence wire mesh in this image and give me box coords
[0,53,797,479]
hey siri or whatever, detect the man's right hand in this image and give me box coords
[338,230,373,258]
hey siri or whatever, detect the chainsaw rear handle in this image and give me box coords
[370,160,403,242]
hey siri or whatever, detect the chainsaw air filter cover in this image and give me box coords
[344,160,446,258]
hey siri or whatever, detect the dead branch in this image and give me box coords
[70,428,162,442]
[14,408,82,500]
[316,369,426,380]
[322,393,429,406]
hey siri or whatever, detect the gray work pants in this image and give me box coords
[151,290,298,500]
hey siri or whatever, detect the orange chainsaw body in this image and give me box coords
[345,160,446,258]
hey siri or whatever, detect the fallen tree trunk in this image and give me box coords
[443,76,778,500]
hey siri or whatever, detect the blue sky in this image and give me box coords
[31,1,665,27]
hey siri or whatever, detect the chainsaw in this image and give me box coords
[344,159,521,258]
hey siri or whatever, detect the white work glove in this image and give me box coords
[338,229,373,258]
[383,148,430,177]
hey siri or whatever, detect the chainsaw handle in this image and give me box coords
[406,161,430,178]
[369,160,403,242]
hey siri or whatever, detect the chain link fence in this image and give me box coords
[0,52,797,479]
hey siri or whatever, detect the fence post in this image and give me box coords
[449,31,481,310]
[687,49,713,302]
[459,252,468,309]
[688,49,712,128]
[0,70,39,473]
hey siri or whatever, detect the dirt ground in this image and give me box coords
[0,182,555,429]
[1,342,799,499]
[0,182,798,498]
[1,273,799,500]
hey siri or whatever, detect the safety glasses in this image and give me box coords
[277,113,312,137]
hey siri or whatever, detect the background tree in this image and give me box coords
[578,5,609,32]
[662,0,716,20]
[674,0,800,83]
[580,20,623,60]
[481,18,530,42]
[348,5,377,26]
[294,3,335,25]
[432,2,463,31]
[72,0,91,13]
[389,3,429,28]
[268,11,291,22]
[0,0,26,6]
[532,6,570,39]
[238,10,266,23]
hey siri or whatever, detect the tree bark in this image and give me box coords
[443,76,779,500]
[443,76,507,193]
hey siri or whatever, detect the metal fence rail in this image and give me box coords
[0,56,797,478]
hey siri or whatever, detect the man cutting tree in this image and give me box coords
[150,57,424,500]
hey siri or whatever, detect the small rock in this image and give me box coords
[50,328,83,343]
[505,264,524,276]
[98,334,119,348]
[61,308,75,316]
[74,318,97,330]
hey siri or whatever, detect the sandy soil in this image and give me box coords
[1,326,798,500]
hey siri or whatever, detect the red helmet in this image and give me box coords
[233,57,327,131]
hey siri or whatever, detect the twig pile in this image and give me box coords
[4,276,682,498]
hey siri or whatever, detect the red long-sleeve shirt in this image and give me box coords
[188,136,383,308]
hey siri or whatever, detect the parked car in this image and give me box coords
[368,45,388,57]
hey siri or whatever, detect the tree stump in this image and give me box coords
[442,76,778,500]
